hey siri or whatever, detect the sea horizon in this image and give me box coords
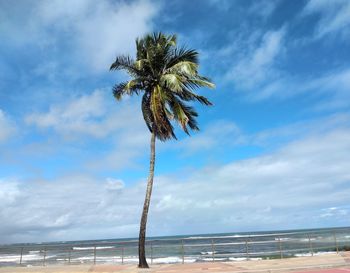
[3,225,350,247]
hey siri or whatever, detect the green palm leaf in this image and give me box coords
[111,32,214,140]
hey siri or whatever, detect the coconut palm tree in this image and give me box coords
[110,32,215,268]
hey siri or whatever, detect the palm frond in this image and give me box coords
[160,74,184,92]
[150,85,176,140]
[141,92,153,132]
[175,88,212,105]
[167,95,199,134]
[185,76,215,89]
[112,79,142,100]
[165,61,199,77]
[110,56,141,77]
[166,47,198,70]
[111,32,214,141]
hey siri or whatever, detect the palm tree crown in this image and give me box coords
[110,32,215,140]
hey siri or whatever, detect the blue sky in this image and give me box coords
[0,0,350,243]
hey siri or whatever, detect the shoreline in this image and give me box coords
[0,252,349,273]
[2,227,349,267]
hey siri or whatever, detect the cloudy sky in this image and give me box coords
[0,0,350,244]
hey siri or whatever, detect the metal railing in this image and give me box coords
[0,227,349,267]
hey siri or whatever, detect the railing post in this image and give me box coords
[245,239,249,260]
[211,239,215,262]
[308,234,314,256]
[278,237,283,259]
[19,247,23,265]
[151,242,153,265]
[43,247,47,266]
[93,245,97,265]
[121,247,124,264]
[334,232,339,254]
[181,240,184,264]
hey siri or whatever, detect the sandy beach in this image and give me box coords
[0,252,349,273]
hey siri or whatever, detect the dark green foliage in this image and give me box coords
[110,32,215,141]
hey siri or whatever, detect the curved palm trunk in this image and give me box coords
[138,132,156,268]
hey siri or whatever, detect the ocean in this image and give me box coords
[0,227,349,266]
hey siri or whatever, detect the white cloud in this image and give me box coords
[320,206,349,218]
[165,112,350,159]
[227,60,350,107]
[0,175,142,243]
[252,67,350,107]
[151,129,350,233]
[171,120,242,153]
[26,90,142,139]
[0,109,16,143]
[248,0,279,18]
[250,112,350,146]
[303,0,350,39]
[218,11,348,106]
[0,179,21,206]
[39,0,158,72]
[225,28,285,90]
[25,89,150,171]
[105,178,125,191]
[1,126,350,243]
[2,0,158,73]
[207,0,233,11]
[208,0,278,17]
[304,68,350,110]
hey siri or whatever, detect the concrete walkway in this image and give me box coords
[0,252,349,273]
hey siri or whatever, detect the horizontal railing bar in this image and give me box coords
[202,242,246,246]
[183,253,244,258]
[10,243,341,256]
[183,243,214,247]
[199,253,248,257]
[279,248,318,253]
[245,250,287,255]
[165,240,338,248]
[5,242,344,253]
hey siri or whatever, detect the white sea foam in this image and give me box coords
[72,246,115,250]
[299,238,316,242]
[275,237,317,242]
[71,255,196,264]
[152,256,183,264]
[275,237,291,241]
[0,255,20,263]
[186,236,212,239]
[186,235,245,239]
[295,251,336,257]
[229,257,247,261]
[70,256,94,263]
[185,232,310,240]
[0,254,41,262]
[200,251,217,255]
